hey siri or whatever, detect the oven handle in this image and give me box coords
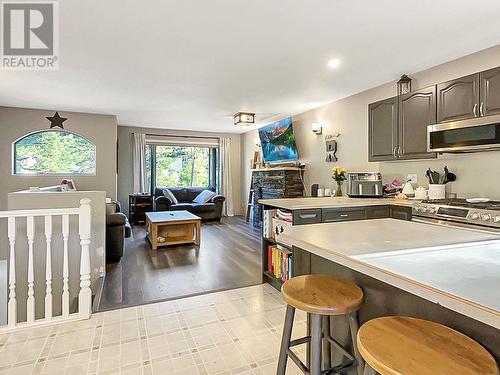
[411,217,500,235]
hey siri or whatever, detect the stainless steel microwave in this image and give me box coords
[427,113,500,153]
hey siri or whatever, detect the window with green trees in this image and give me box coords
[146,144,218,190]
[13,130,96,175]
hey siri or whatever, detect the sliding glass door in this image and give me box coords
[146,144,218,192]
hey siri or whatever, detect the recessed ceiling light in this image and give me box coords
[328,58,341,69]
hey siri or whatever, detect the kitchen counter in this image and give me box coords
[259,196,416,210]
[279,218,500,329]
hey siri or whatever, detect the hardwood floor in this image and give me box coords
[98,216,262,311]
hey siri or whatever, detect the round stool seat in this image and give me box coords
[357,316,499,375]
[281,275,363,315]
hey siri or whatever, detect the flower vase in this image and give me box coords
[336,181,343,197]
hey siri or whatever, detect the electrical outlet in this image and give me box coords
[407,174,418,184]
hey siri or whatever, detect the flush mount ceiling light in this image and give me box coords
[328,58,341,69]
[234,112,255,126]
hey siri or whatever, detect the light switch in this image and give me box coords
[407,174,418,184]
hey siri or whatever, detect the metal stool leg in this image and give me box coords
[310,313,322,375]
[322,315,331,370]
[306,313,311,368]
[277,305,295,375]
[363,363,377,375]
[348,311,365,375]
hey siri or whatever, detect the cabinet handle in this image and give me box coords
[480,102,484,117]
[393,146,397,159]
[473,103,478,117]
[340,214,349,217]
[299,214,317,219]
[397,146,402,158]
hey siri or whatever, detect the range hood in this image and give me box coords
[427,113,500,153]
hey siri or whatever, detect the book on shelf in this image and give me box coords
[267,244,292,282]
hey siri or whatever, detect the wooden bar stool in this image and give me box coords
[357,316,499,375]
[277,274,365,375]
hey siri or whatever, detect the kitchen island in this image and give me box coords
[278,218,500,364]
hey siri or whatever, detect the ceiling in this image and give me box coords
[1,0,500,133]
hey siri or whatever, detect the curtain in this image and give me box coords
[132,133,147,193]
[220,137,234,217]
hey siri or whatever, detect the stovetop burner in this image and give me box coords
[421,198,500,211]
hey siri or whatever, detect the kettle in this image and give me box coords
[402,181,415,197]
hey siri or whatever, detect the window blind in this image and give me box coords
[145,134,219,148]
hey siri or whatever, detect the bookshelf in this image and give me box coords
[261,207,294,290]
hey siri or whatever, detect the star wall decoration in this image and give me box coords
[46,112,67,129]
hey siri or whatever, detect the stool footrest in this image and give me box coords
[287,335,357,375]
[326,336,355,361]
[289,336,311,348]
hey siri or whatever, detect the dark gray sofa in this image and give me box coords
[153,187,226,221]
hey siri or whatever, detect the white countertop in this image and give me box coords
[259,196,416,210]
[279,218,500,328]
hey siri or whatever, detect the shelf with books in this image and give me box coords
[265,243,292,283]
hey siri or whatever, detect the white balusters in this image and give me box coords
[78,198,92,319]
[62,214,70,318]
[26,216,35,324]
[0,200,92,332]
[7,217,16,327]
[44,216,53,320]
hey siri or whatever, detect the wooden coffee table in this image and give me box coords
[145,211,201,250]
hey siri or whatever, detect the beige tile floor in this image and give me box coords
[0,284,307,375]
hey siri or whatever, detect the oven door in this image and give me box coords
[427,114,500,153]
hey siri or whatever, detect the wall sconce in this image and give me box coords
[312,122,323,135]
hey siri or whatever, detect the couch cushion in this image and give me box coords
[190,203,216,213]
[193,190,216,204]
[162,189,178,204]
[168,203,195,211]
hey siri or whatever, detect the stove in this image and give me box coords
[413,199,500,230]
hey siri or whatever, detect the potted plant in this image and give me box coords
[332,166,347,196]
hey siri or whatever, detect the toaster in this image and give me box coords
[346,172,383,197]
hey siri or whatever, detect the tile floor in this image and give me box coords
[0,284,307,375]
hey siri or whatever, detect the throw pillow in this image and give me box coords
[193,190,216,204]
[162,189,178,204]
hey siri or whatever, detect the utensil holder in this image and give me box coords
[428,184,446,200]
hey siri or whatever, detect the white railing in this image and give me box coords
[1,198,92,332]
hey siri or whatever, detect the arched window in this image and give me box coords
[13,130,96,175]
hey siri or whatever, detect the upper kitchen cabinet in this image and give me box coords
[368,96,398,161]
[437,73,480,123]
[480,66,500,117]
[398,86,437,159]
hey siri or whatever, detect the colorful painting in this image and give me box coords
[258,117,299,164]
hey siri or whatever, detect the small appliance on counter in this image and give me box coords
[346,172,383,197]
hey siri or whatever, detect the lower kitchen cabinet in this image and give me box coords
[390,206,412,221]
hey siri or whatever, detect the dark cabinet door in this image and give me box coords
[368,97,398,161]
[366,206,390,219]
[480,66,500,117]
[437,73,480,123]
[322,208,367,222]
[293,209,322,225]
[390,206,412,221]
[398,86,437,160]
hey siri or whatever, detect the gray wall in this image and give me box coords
[241,44,500,210]
[0,106,118,210]
[117,126,243,216]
